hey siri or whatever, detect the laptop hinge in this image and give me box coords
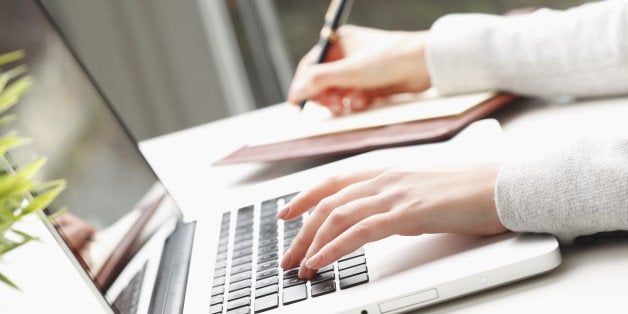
[148,221,196,314]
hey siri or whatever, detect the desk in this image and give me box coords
[141,95,628,313]
[2,96,627,313]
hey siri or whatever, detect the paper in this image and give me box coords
[250,90,496,146]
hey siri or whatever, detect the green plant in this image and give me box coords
[0,50,66,289]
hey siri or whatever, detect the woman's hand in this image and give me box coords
[277,163,508,279]
[288,25,431,115]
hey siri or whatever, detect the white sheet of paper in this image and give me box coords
[249,90,496,146]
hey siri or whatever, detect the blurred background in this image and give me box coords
[41,0,592,141]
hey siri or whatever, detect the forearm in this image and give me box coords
[426,0,628,98]
[495,135,628,243]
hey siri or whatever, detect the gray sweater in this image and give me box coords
[426,0,628,243]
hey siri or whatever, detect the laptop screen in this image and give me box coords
[0,0,176,302]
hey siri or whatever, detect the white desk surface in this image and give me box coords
[3,96,628,313]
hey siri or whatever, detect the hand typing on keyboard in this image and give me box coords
[277,163,508,279]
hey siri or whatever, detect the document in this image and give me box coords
[250,90,496,146]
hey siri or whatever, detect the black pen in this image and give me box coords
[299,0,354,109]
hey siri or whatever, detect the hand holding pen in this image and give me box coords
[296,0,352,110]
[287,3,432,115]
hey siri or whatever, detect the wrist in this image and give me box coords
[396,30,431,92]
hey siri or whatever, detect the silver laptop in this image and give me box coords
[1,1,561,313]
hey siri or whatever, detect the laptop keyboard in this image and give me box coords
[210,192,369,313]
[113,262,147,314]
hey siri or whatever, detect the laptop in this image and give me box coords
[0,1,561,313]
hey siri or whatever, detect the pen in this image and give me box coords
[299,0,354,109]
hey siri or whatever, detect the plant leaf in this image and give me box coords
[0,76,33,115]
[0,271,20,290]
[19,180,66,217]
[0,236,28,255]
[0,50,25,67]
[0,135,30,157]
[9,229,37,243]
[0,65,29,92]
[0,158,45,201]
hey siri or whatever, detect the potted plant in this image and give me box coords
[0,50,66,289]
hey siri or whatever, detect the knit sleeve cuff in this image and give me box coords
[426,13,505,95]
[494,137,628,244]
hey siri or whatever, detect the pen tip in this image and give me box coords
[298,100,307,110]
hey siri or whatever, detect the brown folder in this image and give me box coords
[214,93,515,165]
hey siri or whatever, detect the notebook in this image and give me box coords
[2,1,561,313]
[214,93,515,165]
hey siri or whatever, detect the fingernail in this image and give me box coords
[341,96,351,109]
[305,252,323,269]
[330,104,343,115]
[276,204,290,219]
[307,267,317,278]
[351,95,365,110]
[298,259,308,278]
[280,249,292,269]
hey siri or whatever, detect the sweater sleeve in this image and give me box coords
[494,136,628,243]
[425,0,628,98]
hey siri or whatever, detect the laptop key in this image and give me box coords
[229,279,251,293]
[310,270,334,285]
[217,244,228,254]
[215,260,227,270]
[231,263,252,275]
[211,285,224,297]
[218,237,229,247]
[258,237,277,248]
[283,267,299,278]
[283,276,307,288]
[228,287,250,301]
[338,256,366,270]
[255,275,278,289]
[311,279,336,297]
[257,245,277,256]
[232,248,253,259]
[210,294,223,305]
[227,306,250,314]
[254,293,279,313]
[282,283,307,305]
[227,297,251,311]
[317,264,334,273]
[231,255,253,267]
[259,229,278,240]
[213,268,226,278]
[212,276,225,287]
[257,267,278,280]
[230,271,252,283]
[339,273,369,289]
[259,223,277,233]
[339,247,365,262]
[210,304,222,314]
[257,260,278,272]
[216,252,228,261]
[339,264,367,279]
[257,252,278,264]
[255,284,278,299]
[234,234,254,244]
